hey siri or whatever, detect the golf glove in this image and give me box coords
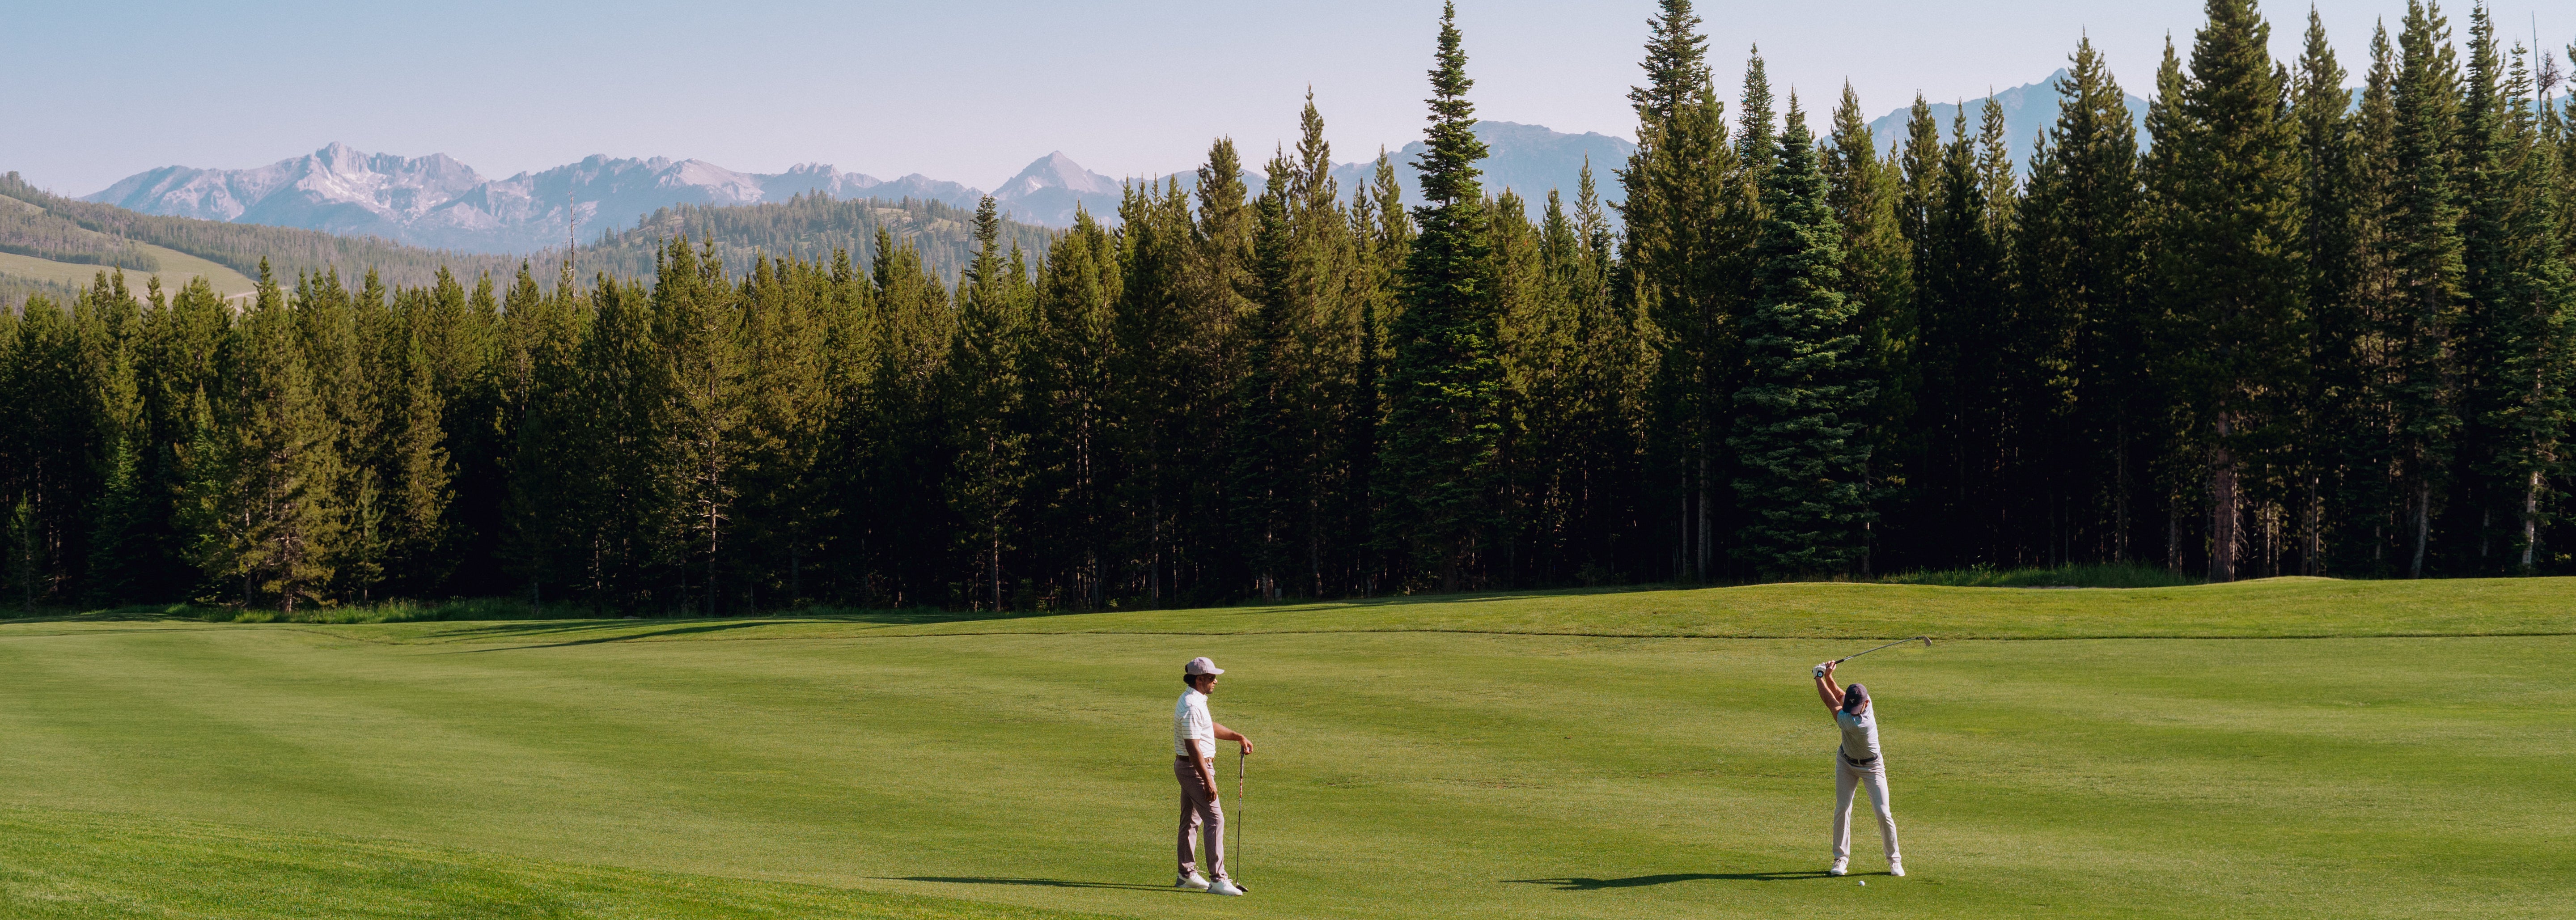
[1813,664,1829,678]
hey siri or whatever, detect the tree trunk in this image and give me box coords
[2521,469,2542,572]
[2408,479,2432,579]
[2208,413,2238,583]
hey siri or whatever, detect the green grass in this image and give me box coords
[2,577,2569,918]
[0,806,1111,919]
[0,245,255,299]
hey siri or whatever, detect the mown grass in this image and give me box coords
[0,578,2568,918]
[267,575,2576,648]
[0,806,1112,919]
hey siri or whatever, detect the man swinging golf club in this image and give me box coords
[1814,659,1903,878]
[1174,656,1251,896]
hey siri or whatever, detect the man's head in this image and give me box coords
[1843,683,1870,715]
[1184,656,1224,691]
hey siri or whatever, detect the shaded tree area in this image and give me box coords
[7,0,2576,615]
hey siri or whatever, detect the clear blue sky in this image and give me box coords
[4,1,2568,196]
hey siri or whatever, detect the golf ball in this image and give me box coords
[1857,880,1867,886]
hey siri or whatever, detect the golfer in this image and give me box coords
[1173,656,1251,896]
[1814,660,1902,877]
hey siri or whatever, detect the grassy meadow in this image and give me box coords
[0,244,256,298]
[1,577,2570,918]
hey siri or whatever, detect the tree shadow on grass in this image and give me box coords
[882,876,1178,892]
[449,620,798,651]
[1506,871,1834,890]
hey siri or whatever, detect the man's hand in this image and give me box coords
[1824,661,1839,678]
[1238,737,1255,756]
[1813,663,1830,678]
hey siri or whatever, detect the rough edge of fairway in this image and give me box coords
[5,576,2571,647]
[0,805,1123,920]
[280,576,2576,646]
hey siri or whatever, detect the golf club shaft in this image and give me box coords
[1834,636,1931,665]
[1236,750,1247,888]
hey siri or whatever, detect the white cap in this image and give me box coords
[1185,657,1224,676]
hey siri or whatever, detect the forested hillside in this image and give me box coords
[4,0,2572,615]
[0,173,1052,313]
[575,195,1060,284]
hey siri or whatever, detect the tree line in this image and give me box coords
[4,0,2572,615]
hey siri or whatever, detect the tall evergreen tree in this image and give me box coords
[189,263,344,612]
[2383,0,2466,577]
[1618,0,1729,580]
[1729,94,1873,576]
[1825,82,1915,573]
[2017,38,2147,564]
[1380,2,1501,590]
[2151,0,2309,581]
[946,199,1034,610]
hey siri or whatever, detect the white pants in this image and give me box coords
[1833,755,1901,864]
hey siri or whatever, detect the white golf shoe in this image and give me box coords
[1208,878,1246,896]
[1889,861,1905,877]
[1826,861,1848,877]
[1175,873,1211,890]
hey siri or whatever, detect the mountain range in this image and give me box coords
[77,69,2145,256]
[85,122,1637,255]
[1864,68,2153,174]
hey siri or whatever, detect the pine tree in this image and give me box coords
[1729,94,1873,577]
[1110,178,1199,603]
[1617,0,1730,580]
[2017,38,2146,564]
[946,198,1034,611]
[2470,34,2576,571]
[2151,0,2308,581]
[82,272,148,604]
[1230,161,1302,598]
[1913,105,2010,564]
[194,262,344,613]
[133,276,232,601]
[1380,1,1501,591]
[1028,210,1122,607]
[2385,0,2466,577]
[656,238,747,615]
[1826,81,1915,574]
[2294,8,2361,573]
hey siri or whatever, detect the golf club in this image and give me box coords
[1233,749,1249,892]
[1832,636,1932,666]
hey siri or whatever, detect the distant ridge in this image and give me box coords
[87,121,1640,254]
[1864,69,2152,176]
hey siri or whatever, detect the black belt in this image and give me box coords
[1840,748,1880,768]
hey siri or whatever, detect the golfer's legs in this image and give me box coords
[1832,758,1860,862]
[1173,757,1225,878]
[1174,759,1202,876]
[1862,766,1900,861]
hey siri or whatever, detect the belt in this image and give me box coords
[1839,748,1881,768]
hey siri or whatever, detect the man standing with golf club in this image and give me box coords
[1815,658,1903,878]
[1174,657,1251,896]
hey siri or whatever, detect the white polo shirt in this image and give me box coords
[1174,687,1214,758]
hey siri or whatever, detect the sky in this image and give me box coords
[5,0,2571,197]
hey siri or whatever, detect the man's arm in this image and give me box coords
[1814,662,1844,712]
[1214,723,1255,755]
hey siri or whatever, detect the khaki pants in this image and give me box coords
[1174,755,1225,879]
[1834,755,1901,864]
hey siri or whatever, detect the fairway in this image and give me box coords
[2,579,2570,918]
